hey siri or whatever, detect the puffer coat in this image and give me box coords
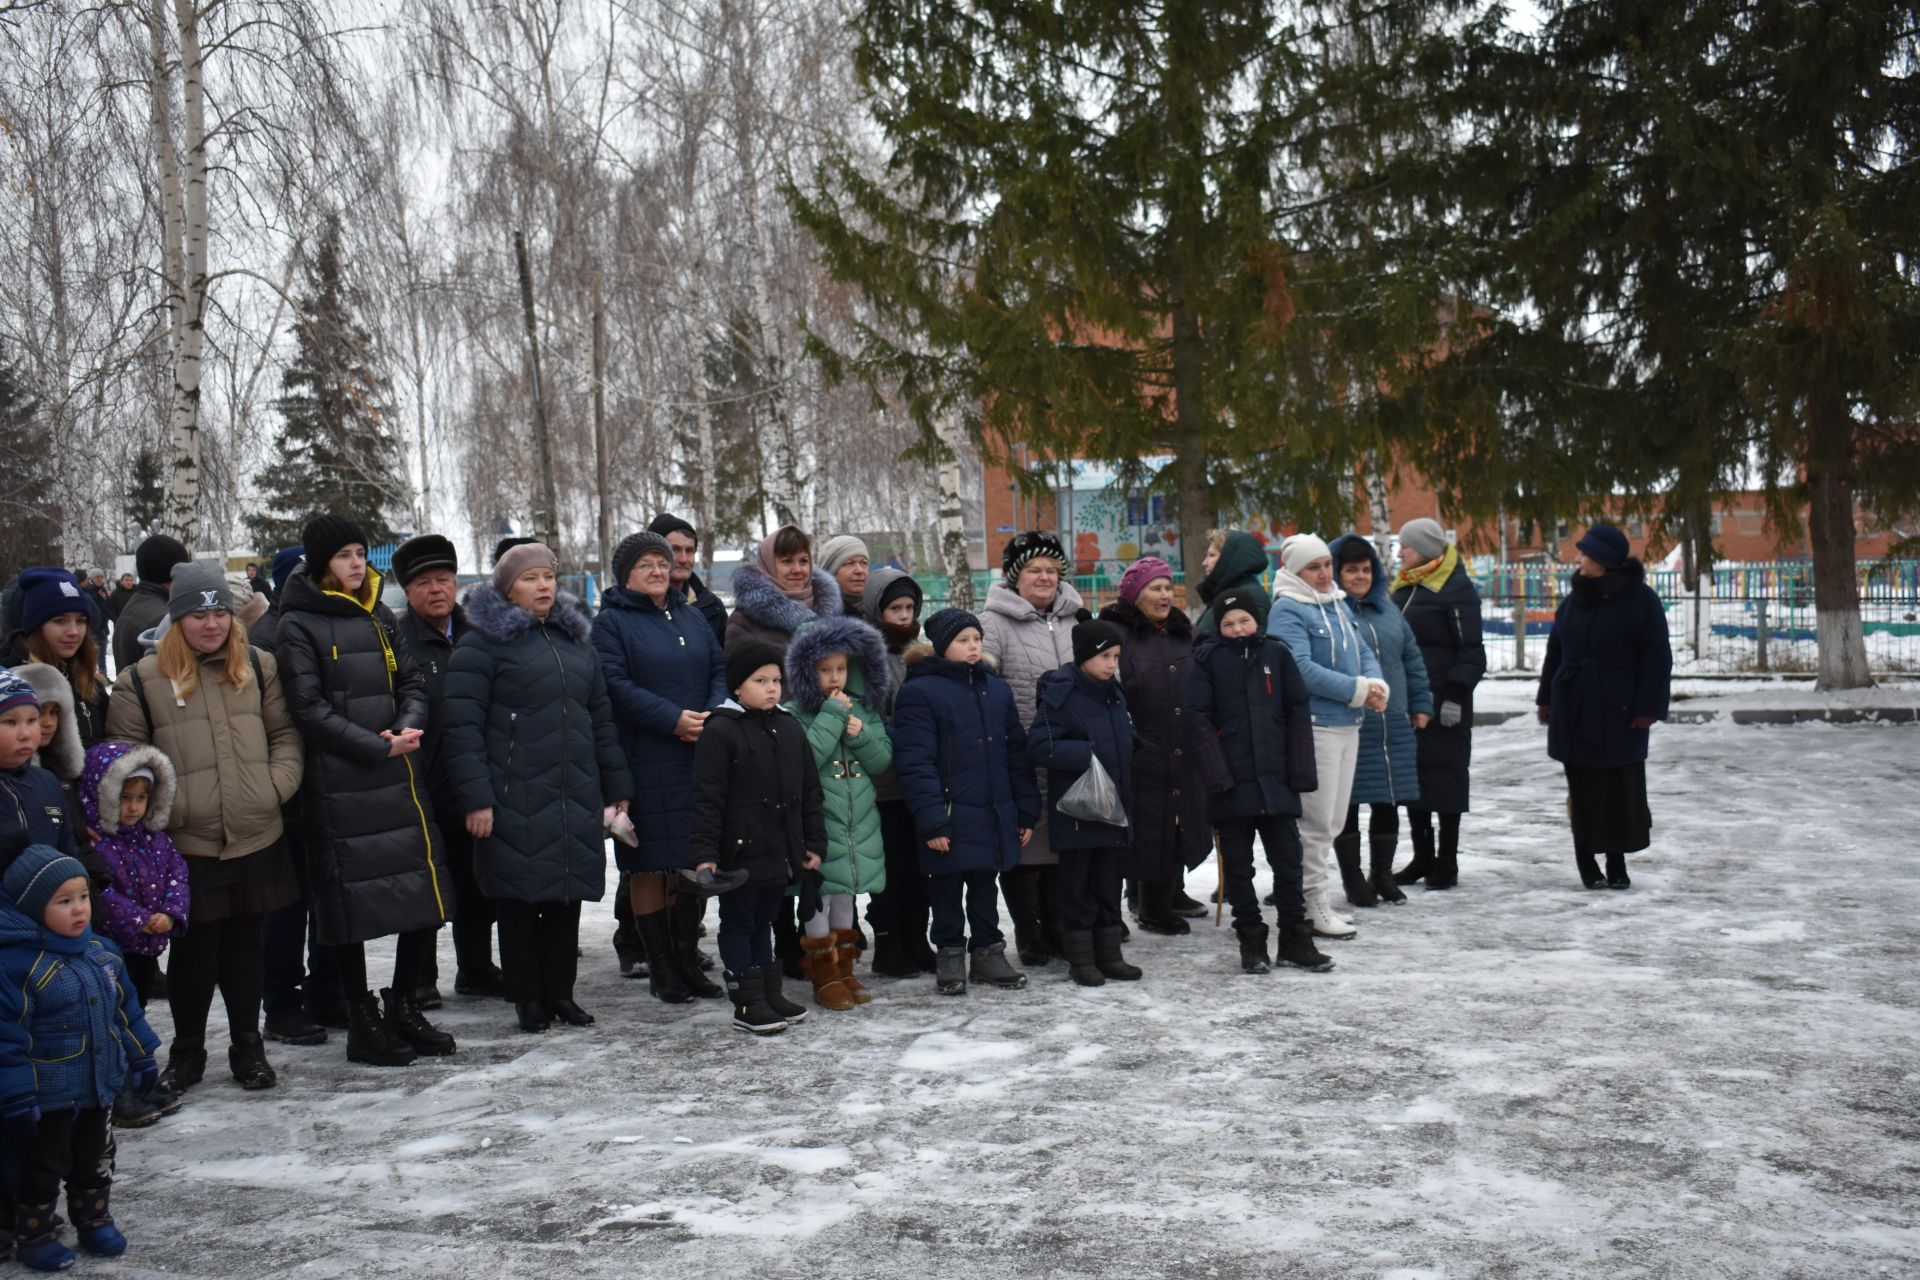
[891,651,1041,876]
[77,741,189,957]
[1187,633,1318,821]
[106,645,304,859]
[1329,536,1431,806]
[1268,567,1385,728]
[1392,545,1486,813]
[1026,664,1135,850]
[1098,599,1211,879]
[725,565,843,655]
[785,615,894,896]
[980,578,1085,867]
[444,586,632,904]
[858,566,927,804]
[592,585,725,873]
[688,702,827,888]
[1194,531,1273,635]
[274,568,449,946]
[1539,560,1672,767]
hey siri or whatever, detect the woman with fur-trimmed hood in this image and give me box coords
[724,525,844,656]
[444,542,633,1034]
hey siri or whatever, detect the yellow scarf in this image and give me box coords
[1392,543,1457,594]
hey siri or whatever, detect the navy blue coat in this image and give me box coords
[0,901,160,1113]
[1330,536,1432,806]
[1538,561,1673,767]
[1026,665,1134,850]
[1391,551,1486,813]
[1100,599,1212,878]
[0,762,80,879]
[891,652,1041,876]
[592,586,726,873]
[1187,634,1318,820]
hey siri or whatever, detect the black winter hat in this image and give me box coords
[134,535,190,586]
[726,641,788,697]
[1213,589,1268,631]
[1001,530,1067,585]
[301,514,369,573]
[1335,537,1376,566]
[1072,618,1124,665]
[391,534,458,586]
[647,513,698,541]
[1576,523,1630,569]
[924,607,982,658]
[612,531,674,590]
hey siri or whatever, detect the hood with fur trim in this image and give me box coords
[462,582,593,646]
[79,740,178,836]
[784,614,892,715]
[13,661,81,780]
[730,564,843,636]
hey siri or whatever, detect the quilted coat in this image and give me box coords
[1329,536,1431,806]
[725,565,843,655]
[1392,545,1487,813]
[1098,599,1211,879]
[784,615,894,896]
[78,741,188,957]
[1025,664,1135,850]
[1186,632,1318,821]
[687,702,827,888]
[979,577,1085,867]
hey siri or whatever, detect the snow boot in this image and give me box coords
[1427,822,1460,889]
[1235,923,1272,974]
[1170,883,1209,918]
[1060,930,1104,986]
[515,1001,551,1033]
[12,1201,73,1272]
[758,964,808,1024]
[1396,822,1436,885]
[157,1037,207,1095]
[612,875,648,978]
[636,911,692,1004]
[1575,850,1606,889]
[935,946,968,996]
[345,992,416,1066]
[110,1086,163,1129]
[1605,852,1632,890]
[868,929,921,978]
[801,934,854,1010]
[671,894,724,998]
[1305,890,1357,940]
[263,1007,328,1045]
[833,928,874,1004]
[969,940,1028,989]
[1092,925,1143,980]
[1133,880,1190,935]
[1002,869,1051,966]
[454,965,506,997]
[1275,921,1335,972]
[726,968,788,1035]
[383,988,456,1056]
[546,998,595,1026]
[1335,830,1377,908]
[1369,835,1407,904]
[66,1188,124,1258]
[227,1032,277,1090]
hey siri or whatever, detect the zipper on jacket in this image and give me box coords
[537,620,573,883]
[505,712,518,770]
[373,612,446,920]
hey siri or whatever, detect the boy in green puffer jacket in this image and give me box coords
[783,615,894,1011]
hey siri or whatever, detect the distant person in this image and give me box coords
[108,572,137,620]
[112,535,188,674]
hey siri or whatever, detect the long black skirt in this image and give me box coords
[185,836,299,925]
[1563,763,1652,855]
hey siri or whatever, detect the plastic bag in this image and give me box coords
[1056,753,1128,827]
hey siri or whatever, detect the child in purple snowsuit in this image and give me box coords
[78,741,187,1004]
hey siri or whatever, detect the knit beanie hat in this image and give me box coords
[225,572,270,627]
[816,535,869,577]
[1072,617,1125,665]
[876,574,921,616]
[2,844,88,920]
[1279,533,1332,576]
[391,534,459,587]
[0,668,41,717]
[1576,523,1631,568]
[1117,556,1174,604]
[647,513,697,541]
[493,541,559,595]
[726,641,787,696]
[1213,589,1268,631]
[1399,517,1449,561]
[924,608,982,658]
[300,514,369,573]
[168,561,232,620]
[1001,531,1067,585]
[15,567,94,635]
[612,531,674,590]
[270,546,305,594]
[135,534,190,585]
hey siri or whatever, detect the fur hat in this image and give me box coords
[1577,523,1630,569]
[1279,533,1332,576]
[392,534,459,586]
[168,561,232,620]
[135,534,190,585]
[1001,531,1067,585]
[726,641,788,697]
[1072,617,1124,665]
[1,844,88,921]
[13,662,80,780]
[612,532,673,591]
[493,541,558,595]
[1398,517,1449,561]
[1117,556,1174,604]
[924,607,982,658]
[300,514,368,573]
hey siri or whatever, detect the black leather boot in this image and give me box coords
[346,992,416,1066]
[1576,849,1605,889]
[383,987,456,1056]
[1396,820,1436,885]
[157,1037,207,1094]
[636,910,691,1004]
[1336,829,1377,907]
[671,894,724,998]
[1235,923,1271,974]
[228,1031,278,1089]
[1605,852,1631,889]
[1133,880,1189,935]
[1369,834,1407,903]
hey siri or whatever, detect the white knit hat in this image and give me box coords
[1279,533,1332,576]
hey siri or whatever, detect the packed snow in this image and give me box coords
[96,711,1919,1278]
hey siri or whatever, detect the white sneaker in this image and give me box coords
[1307,891,1358,940]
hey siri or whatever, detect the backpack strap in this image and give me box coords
[127,662,152,737]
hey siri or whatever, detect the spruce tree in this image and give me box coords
[126,447,166,538]
[0,346,57,580]
[248,214,405,554]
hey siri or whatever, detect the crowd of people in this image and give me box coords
[0,511,1673,1269]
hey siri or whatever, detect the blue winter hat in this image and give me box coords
[0,668,39,717]
[1576,523,1631,569]
[2,844,88,920]
[924,608,983,658]
[270,546,305,593]
[15,567,94,635]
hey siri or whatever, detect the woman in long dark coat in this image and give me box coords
[1098,556,1210,934]
[1536,524,1672,890]
[446,542,633,1033]
[592,531,726,1005]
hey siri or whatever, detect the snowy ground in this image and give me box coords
[95,713,1920,1279]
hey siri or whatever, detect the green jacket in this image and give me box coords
[783,614,896,896]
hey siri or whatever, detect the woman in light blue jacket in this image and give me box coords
[1267,534,1388,941]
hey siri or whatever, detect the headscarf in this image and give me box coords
[756,527,816,607]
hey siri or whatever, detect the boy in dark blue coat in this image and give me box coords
[891,609,1041,996]
[1026,619,1143,986]
[1187,592,1333,974]
[0,670,82,883]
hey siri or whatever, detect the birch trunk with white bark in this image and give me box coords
[936,414,972,610]
[149,0,210,546]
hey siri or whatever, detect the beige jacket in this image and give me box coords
[106,648,304,859]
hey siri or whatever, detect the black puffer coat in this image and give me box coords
[1187,633,1317,820]
[688,702,826,888]
[1392,553,1486,813]
[1538,560,1672,768]
[443,586,632,905]
[1098,599,1211,879]
[396,602,471,821]
[274,568,448,946]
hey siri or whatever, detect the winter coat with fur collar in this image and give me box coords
[724,565,843,656]
[78,741,189,956]
[444,585,632,904]
[784,615,894,896]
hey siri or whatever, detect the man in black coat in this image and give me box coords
[107,572,136,620]
[393,533,500,999]
[649,513,729,643]
[112,535,188,672]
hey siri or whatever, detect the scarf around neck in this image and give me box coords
[756,531,816,607]
[1392,542,1458,595]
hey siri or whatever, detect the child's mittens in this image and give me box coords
[1,1100,40,1138]
[130,1058,159,1096]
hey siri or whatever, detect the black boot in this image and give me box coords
[1369,834,1407,904]
[346,992,416,1066]
[774,900,806,980]
[383,988,456,1056]
[934,946,968,996]
[758,965,808,1023]
[111,1085,164,1128]
[227,1032,278,1090]
[263,1007,329,1045]
[1396,820,1436,885]
[636,911,692,1004]
[904,903,938,973]
[1235,923,1271,974]
[1605,852,1631,889]
[1274,921,1335,972]
[868,930,920,978]
[546,997,595,1026]
[1037,865,1067,959]
[1336,829,1377,908]
[454,965,506,997]
[157,1037,207,1095]
[612,874,647,978]
[1575,850,1605,889]
[1170,881,1209,918]
[1092,925,1143,980]
[1002,869,1050,966]
[727,968,788,1034]
[1060,929,1104,986]
[671,894,724,998]
[516,1000,552,1033]
[1427,817,1460,889]
[1133,880,1190,935]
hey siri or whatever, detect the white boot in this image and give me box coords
[1306,890,1357,940]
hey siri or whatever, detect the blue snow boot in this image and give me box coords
[12,1201,75,1271]
[69,1188,126,1257]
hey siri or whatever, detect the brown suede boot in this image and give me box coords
[833,928,873,1005]
[801,934,854,1010]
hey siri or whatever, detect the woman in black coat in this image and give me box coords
[446,543,633,1033]
[1536,524,1673,890]
[1390,518,1487,889]
[274,514,452,1068]
[1099,558,1210,934]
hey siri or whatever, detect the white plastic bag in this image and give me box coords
[1056,753,1127,827]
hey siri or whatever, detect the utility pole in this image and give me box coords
[513,229,560,550]
[592,271,611,580]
